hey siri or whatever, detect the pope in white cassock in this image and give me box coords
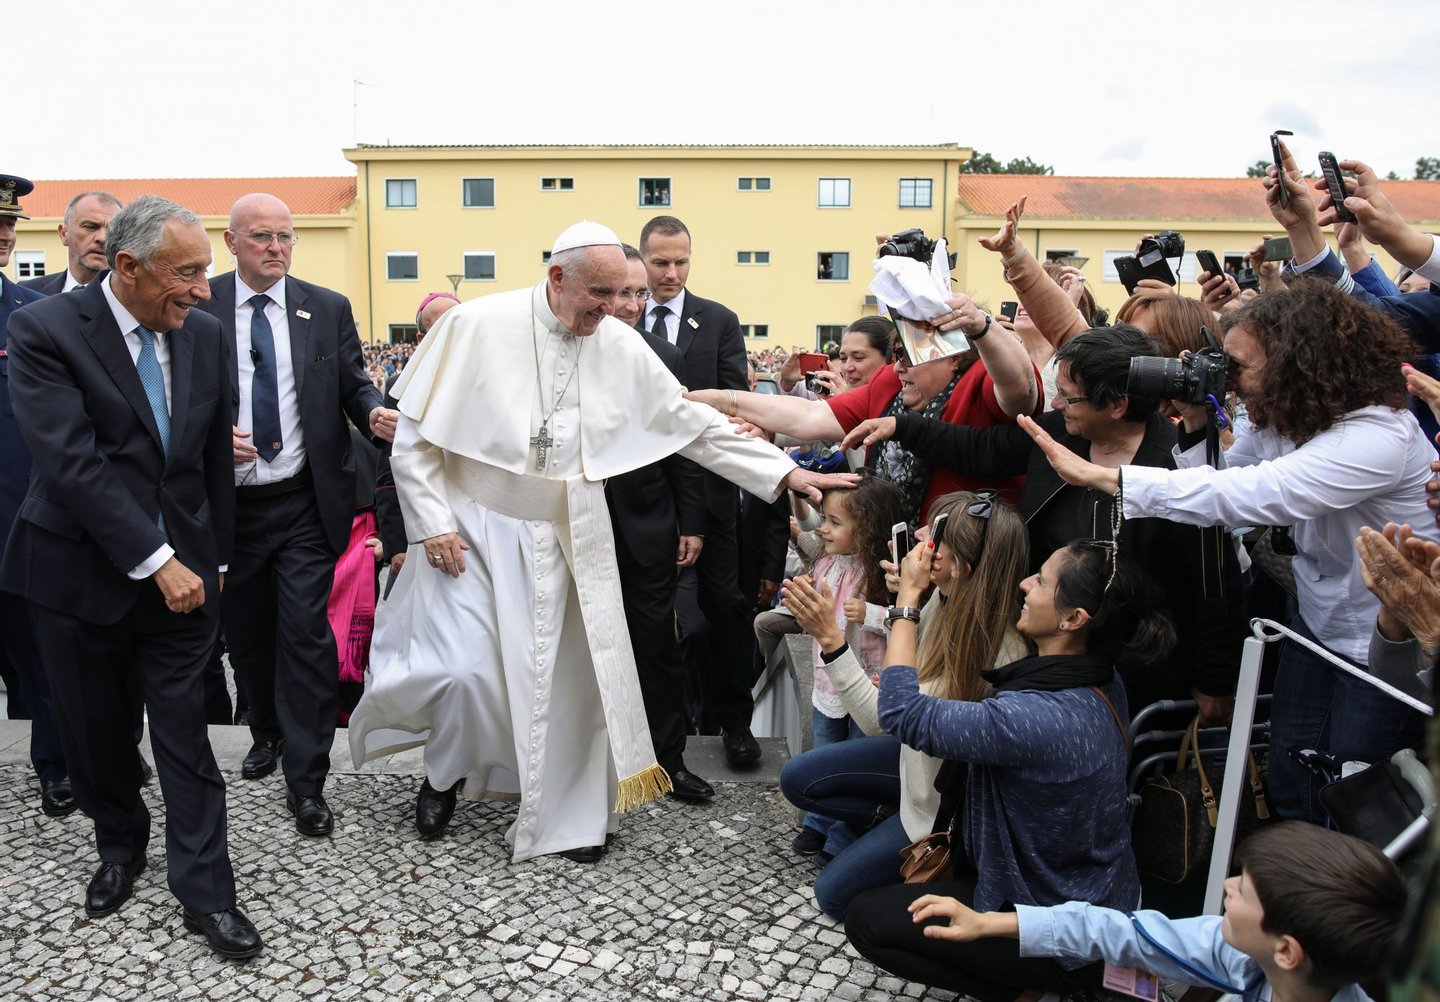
[349,222,856,863]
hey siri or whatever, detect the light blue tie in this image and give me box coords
[135,325,170,532]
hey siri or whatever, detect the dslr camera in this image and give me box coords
[1127,326,1227,404]
[1136,230,1185,266]
[877,228,957,270]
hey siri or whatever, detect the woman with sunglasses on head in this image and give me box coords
[778,491,1029,921]
[841,326,1248,721]
[845,540,1175,1002]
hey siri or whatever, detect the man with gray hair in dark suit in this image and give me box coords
[20,190,122,295]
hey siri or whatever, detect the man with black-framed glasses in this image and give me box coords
[199,193,395,838]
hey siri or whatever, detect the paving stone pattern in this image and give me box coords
[0,765,959,1001]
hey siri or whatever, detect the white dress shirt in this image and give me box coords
[643,289,685,345]
[102,275,174,580]
[62,269,86,293]
[1121,406,1434,664]
[1418,234,1440,285]
[233,275,307,484]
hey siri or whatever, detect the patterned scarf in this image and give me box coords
[870,368,963,525]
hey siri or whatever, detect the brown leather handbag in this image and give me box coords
[1131,715,1270,883]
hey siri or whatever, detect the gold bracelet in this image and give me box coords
[726,389,738,417]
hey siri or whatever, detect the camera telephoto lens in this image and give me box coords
[1127,356,1190,400]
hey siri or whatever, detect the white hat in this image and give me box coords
[551,220,623,256]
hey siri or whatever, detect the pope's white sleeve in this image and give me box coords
[389,413,458,542]
[679,409,796,502]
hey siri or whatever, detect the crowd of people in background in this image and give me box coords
[2,136,1439,1000]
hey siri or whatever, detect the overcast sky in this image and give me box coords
[14,0,1439,181]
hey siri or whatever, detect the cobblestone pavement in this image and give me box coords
[0,765,958,1001]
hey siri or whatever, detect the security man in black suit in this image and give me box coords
[1,195,261,957]
[639,216,760,766]
[19,190,121,295]
[605,245,713,802]
[198,193,393,838]
[0,175,70,817]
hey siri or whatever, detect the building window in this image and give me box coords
[817,252,849,281]
[462,178,495,208]
[737,177,772,191]
[899,178,933,208]
[464,252,496,282]
[386,252,419,281]
[385,178,417,208]
[14,250,45,279]
[737,251,770,265]
[639,178,671,207]
[541,177,574,191]
[541,251,552,264]
[388,324,419,344]
[815,325,845,349]
[740,324,769,339]
[818,178,851,207]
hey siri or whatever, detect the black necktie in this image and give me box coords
[249,294,283,462]
[649,305,670,342]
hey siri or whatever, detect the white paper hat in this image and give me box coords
[551,220,623,256]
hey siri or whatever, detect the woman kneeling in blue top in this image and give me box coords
[846,539,1175,1001]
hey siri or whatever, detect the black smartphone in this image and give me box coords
[999,301,1019,322]
[1114,255,1176,295]
[890,521,910,565]
[1263,236,1293,261]
[1195,250,1223,281]
[1270,130,1294,209]
[930,512,950,547]
[1318,151,1357,224]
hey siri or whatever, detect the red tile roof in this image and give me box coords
[20,177,356,218]
[954,175,1440,224]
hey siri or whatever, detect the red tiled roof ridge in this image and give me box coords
[20,177,357,218]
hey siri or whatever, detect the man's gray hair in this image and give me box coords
[63,190,122,228]
[548,246,587,276]
[105,195,201,269]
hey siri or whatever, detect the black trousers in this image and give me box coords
[225,487,338,795]
[0,594,66,782]
[846,879,1103,1002]
[690,514,751,734]
[31,587,236,914]
[612,526,687,773]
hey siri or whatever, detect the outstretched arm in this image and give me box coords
[684,387,846,442]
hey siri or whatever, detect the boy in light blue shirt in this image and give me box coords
[909,822,1404,1002]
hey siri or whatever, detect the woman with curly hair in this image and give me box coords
[1019,277,1433,823]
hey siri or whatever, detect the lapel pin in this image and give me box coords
[296,309,312,320]
[687,317,699,329]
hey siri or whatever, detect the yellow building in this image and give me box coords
[9,162,1440,353]
[344,143,968,348]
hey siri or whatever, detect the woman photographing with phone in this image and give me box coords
[843,539,1175,1001]
[778,491,1028,920]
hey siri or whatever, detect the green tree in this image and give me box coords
[960,151,1054,175]
[1246,160,1271,178]
[1416,157,1440,180]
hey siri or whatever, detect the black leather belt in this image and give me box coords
[236,466,311,501]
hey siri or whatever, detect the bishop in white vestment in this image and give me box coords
[349,223,849,862]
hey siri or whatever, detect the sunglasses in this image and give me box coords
[951,489,998,568]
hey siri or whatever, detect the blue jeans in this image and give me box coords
[780,735,908,919]
[1267,616,1426,823]
[801,709,866,839]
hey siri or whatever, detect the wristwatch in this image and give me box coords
[885,606,921,626]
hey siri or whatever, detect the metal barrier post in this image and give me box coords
[1203,634,1266,914]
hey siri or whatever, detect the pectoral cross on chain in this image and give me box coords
[530,422,553,471]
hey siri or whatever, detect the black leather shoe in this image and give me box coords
[139,756,154,785]
[41,777,77,817]
[415,779,458,839]
[241,739,283,780]
[557,844,605,863]
[666,767,715,803]
[85,857,147,918]
[285,789,333,836]
[722,727,762,766]
[182,906,263,960]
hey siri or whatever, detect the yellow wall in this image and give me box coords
[348,145,964,347]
